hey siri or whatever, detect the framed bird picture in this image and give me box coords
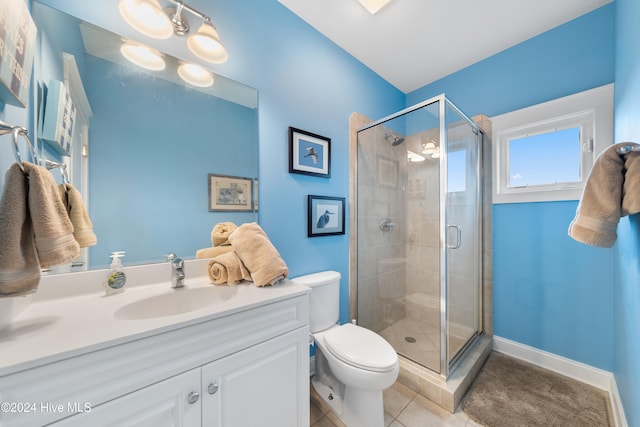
[308,195,345,237]
[289,127,331,178]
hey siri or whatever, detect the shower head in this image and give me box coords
[385,133,405,146]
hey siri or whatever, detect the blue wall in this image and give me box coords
[614,0,640,424]
[218,0,409,325]
[409,4,616,371]
[493,202,614,369]
[214,0,405,323]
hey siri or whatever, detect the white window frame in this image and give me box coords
[491,84,613,204]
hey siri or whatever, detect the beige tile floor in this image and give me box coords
[310,380,482,427]
[379,317,440,371]
[379,316,475,376]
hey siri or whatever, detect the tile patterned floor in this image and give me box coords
[310,380,482,427]
[379,316,474,375]
[379,317,440,372]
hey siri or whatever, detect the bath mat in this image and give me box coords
[461,352,613,427]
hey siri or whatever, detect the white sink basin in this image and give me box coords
[114,286,238,320]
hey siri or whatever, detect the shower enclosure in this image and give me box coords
[355,95,484,379]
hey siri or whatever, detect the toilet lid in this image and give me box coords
[323,324,397,372]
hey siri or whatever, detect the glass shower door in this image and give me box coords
[444,101,481,366]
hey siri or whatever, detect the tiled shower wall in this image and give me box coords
[404,129,441,325]
[354,122,408,332]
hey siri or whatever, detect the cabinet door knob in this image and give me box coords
[187,391,200,404]
[208,382,219,395]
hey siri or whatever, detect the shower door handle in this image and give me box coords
[446,224,462,249]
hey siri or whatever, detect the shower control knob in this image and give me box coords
[187,391,200,404]
[379,218,395,232]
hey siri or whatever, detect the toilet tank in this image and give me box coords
[291,271,340,333]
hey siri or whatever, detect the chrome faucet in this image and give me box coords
[164,253,185,288]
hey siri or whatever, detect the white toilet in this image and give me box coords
[292,271,399,427]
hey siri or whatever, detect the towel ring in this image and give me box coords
[0,121,39,173]
[45,159,70,185]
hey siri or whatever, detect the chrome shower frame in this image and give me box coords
[355,94,484,380]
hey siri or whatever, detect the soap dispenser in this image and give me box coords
[104,251,126,295]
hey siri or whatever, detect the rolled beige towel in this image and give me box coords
[212,222,237,246]
[196,245,234,259]
[208,251,251,285]
[227,222,288,287]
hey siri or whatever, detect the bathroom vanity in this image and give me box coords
[0,260,310,426]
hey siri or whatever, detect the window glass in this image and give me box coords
[508,127,581,188]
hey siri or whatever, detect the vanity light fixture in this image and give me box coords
[357,0,392,14]
[120,41,166,71]
[119,0,228,64]
[177,62,214,87]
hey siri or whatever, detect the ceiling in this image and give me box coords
[277,0,612,93]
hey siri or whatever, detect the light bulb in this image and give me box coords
[407,150,425,162]
[120,41,165,71]
[422,141,438,155]
[178,62,214,87]
[187,21,228,63]
[119,0,173,39]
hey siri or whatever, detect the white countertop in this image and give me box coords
[0,260,309,377]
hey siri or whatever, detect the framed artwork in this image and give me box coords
[0,0,36,107]
[208,174,255,212]
[289,127,331,178]
[39,79,76,156]
[308,195,345,237]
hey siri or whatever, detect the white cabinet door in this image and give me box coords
[202,327,309,427]
[52,369,201,427]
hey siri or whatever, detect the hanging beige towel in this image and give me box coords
[208,251,251,285]
[622,151,640,216]
[24,162,80,268]
[0,163,40,294]
[228,222,288,287]
[59,183,97,248]
[196,245,234,259]
[212,222,237,246]
[568,142,640,247]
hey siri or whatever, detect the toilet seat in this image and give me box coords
[323,323,397,373]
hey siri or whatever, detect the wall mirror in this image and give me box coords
[31,1,259,271]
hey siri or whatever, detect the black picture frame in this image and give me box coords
[289,127,331,178]
[308,195,345,237]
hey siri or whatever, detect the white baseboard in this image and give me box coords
[493,336,627,427]
[609,374,629,427]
